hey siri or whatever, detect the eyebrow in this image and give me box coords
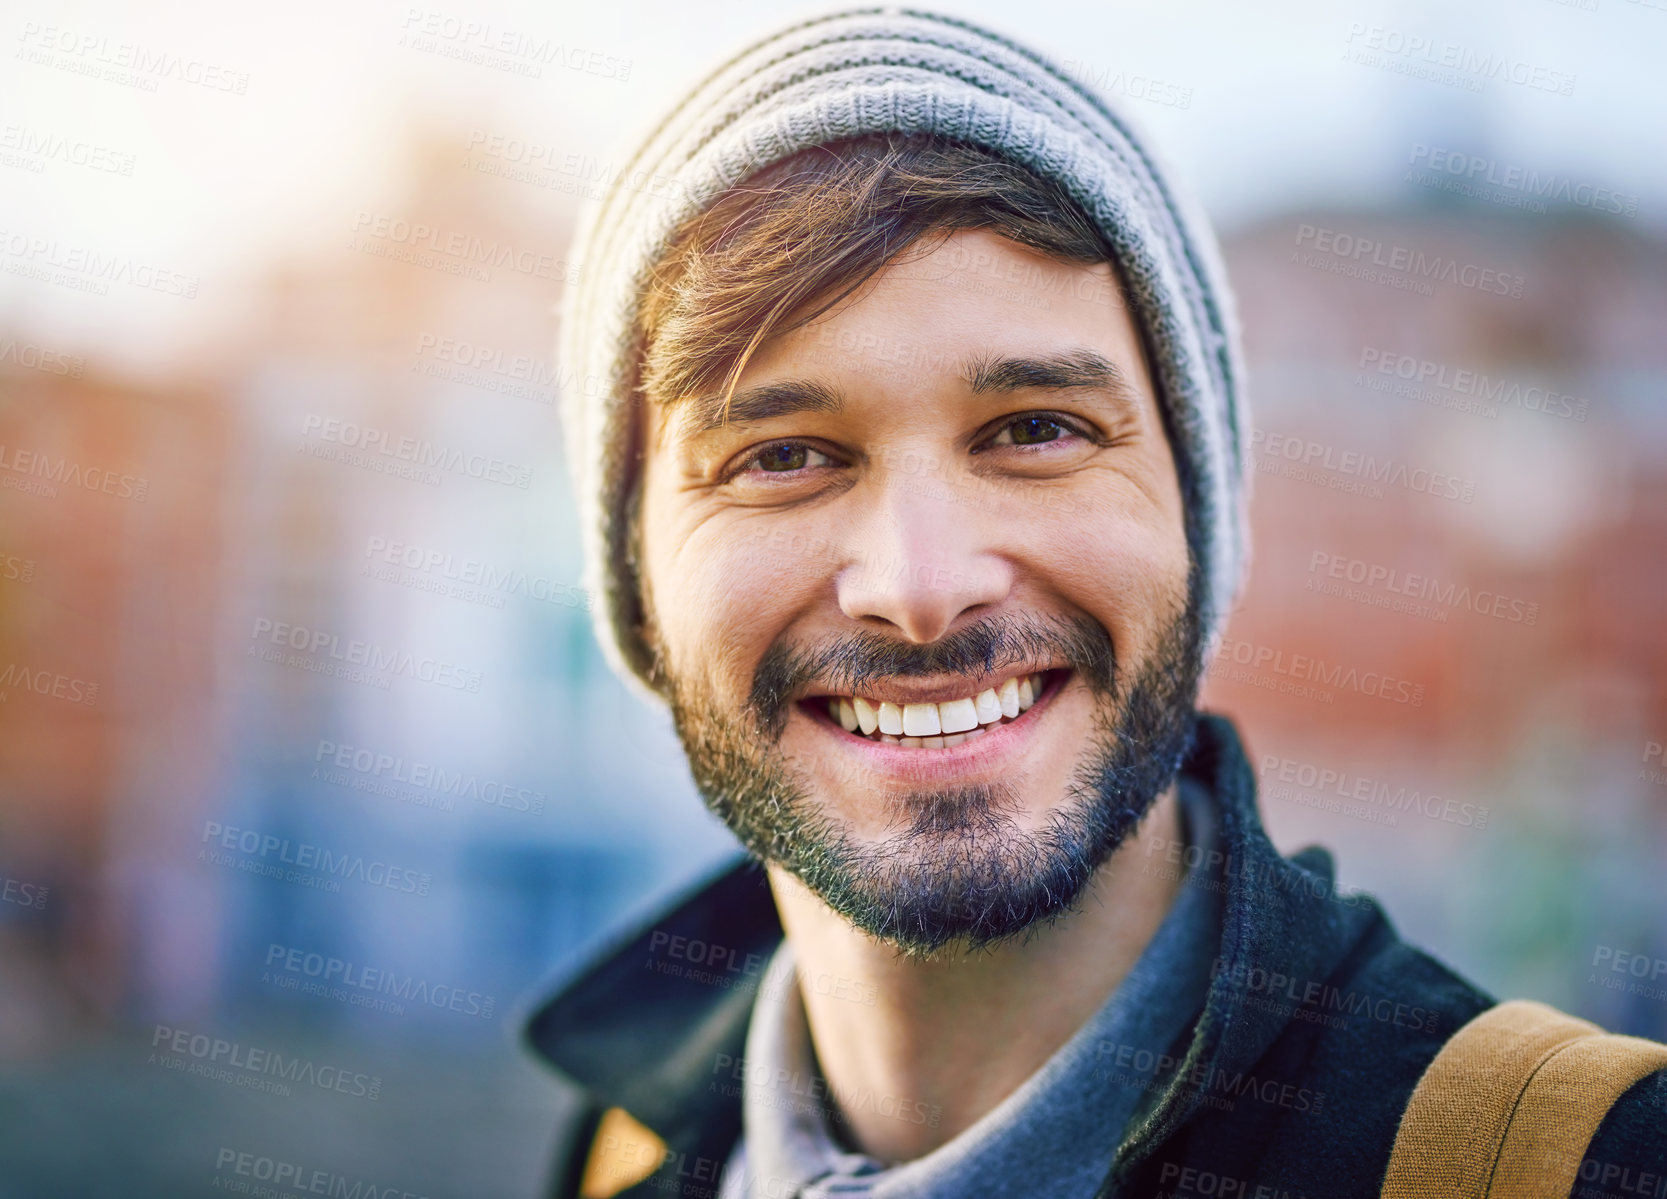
[965,349,1137,410]
[678,379,844,439]
[671,349,1138,442]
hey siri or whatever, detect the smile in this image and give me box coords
[799,668,1068,749]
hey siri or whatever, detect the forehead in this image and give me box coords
[653,229,1151,448]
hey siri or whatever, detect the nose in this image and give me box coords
[835,470,1014,643]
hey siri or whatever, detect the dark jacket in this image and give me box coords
[521,713,1667,1198]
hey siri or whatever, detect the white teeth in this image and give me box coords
[901,703,941,737]
[824,670,1053,747]
[938,697,979,734]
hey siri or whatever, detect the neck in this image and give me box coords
[764,784,1184,1163]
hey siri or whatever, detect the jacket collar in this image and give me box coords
[1109,713,1379,1176]
[523,852,780,1153]
[523,712,1380,1171]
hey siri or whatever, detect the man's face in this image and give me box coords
[637,227,1199,955]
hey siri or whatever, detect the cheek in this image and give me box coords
[1024,485,1188,648]
[651,518,825,686]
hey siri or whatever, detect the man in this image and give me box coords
[526,10,1666,1198]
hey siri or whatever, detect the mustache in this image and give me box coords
[748,611,1119,737]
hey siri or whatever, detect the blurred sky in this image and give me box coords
[2,0,1664,379]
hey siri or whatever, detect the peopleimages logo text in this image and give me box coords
[398,8,631,81]
[1294,224,1525,298]
[363,536,590,610]
[0,444,148,500]
[350,211,580,284]
[0,229,198,297]
[17,22,252,93]
[250,617,483,692]
[1407,146,1636,217]
[1308,551,1538,625]
[1214,637,1425,706]
[151,1024,382,1099]
[0,124,135,176]
[1209,958,1441,1033]
[1343,23,1576,96]
[201,822,431,895]
[315,740,545,814]
[264,942,495,1019]
[1251,429,1476,503]
[0,661,98,704]
[212,1148,428,1199]
[1357,347,1588,422]
[1259,754,1490,830]
[300,415,531,489]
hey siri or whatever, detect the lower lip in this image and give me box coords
[796,670,1071,784]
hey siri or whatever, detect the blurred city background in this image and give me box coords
[1,0,1664,1194]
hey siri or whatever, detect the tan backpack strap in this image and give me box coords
[1490,1025,1667,1195]
[1381,999,1667,1199]
[578,1106,668,1199]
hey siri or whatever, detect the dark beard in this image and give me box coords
[651,578,1203,957]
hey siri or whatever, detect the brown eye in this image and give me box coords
[732,441,837,479]
[758,443,810,471]
[1009,417,1064,445]
[988,415,1086,450]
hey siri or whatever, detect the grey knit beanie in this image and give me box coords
[557,6,1250,708]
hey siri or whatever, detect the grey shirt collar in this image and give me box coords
[719,779,1224,1199]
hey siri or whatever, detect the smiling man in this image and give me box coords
[525,10,1666,1199]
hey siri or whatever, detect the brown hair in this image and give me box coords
[635,132,1116,419]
